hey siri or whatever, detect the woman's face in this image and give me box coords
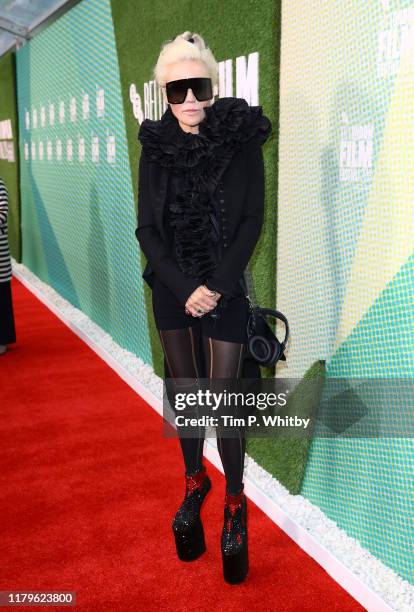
[163,59,214,133]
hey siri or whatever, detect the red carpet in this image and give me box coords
[0,275,364,611]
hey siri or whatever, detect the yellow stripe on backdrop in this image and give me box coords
[335,49,414,351]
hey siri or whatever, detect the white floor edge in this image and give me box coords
[11,258,414,612]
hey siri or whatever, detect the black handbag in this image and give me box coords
[242,268,289,368]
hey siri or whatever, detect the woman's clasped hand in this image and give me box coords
[184,284,221,317]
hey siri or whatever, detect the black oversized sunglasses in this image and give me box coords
[165,77,213,104]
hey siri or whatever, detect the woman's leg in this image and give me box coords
[158,323,212,561]
[158,325,205,475]
[204,336,249,584]
[0,279,16,345]
[201,336,246,495]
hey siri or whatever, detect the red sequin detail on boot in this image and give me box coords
[225,491,244,516]
[185,465,207,495]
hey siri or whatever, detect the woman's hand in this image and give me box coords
[185,285,221,317]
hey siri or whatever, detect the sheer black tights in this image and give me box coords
[159,326,246,495]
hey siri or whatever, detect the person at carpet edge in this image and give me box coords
[0,176,16,354]
[135,31,271,584]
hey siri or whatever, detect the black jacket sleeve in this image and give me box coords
[135,153,201,306]
[204,137,265,297]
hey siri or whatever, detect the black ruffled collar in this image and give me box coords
[138,96,271,169]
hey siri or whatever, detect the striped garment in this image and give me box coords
[0,177,12,283]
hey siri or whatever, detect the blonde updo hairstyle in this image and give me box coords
[154,31,219,92]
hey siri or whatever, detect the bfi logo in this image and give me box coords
[339,120,374,183]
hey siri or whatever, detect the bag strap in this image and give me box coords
[257,307,289,346]
[243,264,257,307]
[243,265,289,346]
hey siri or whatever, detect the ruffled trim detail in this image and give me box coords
[201,97,272,148]
[168,186,219,279]
[138,96,272,169]
[137,97,272,282]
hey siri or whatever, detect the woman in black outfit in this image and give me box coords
[135,31,271,583]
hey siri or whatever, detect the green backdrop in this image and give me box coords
[0,51,21,261]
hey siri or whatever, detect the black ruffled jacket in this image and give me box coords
[136,97,271,305]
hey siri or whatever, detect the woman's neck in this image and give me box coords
[178,121,199,135]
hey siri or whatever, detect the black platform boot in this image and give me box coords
[221,489,248,583]
[172,465,212,561]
